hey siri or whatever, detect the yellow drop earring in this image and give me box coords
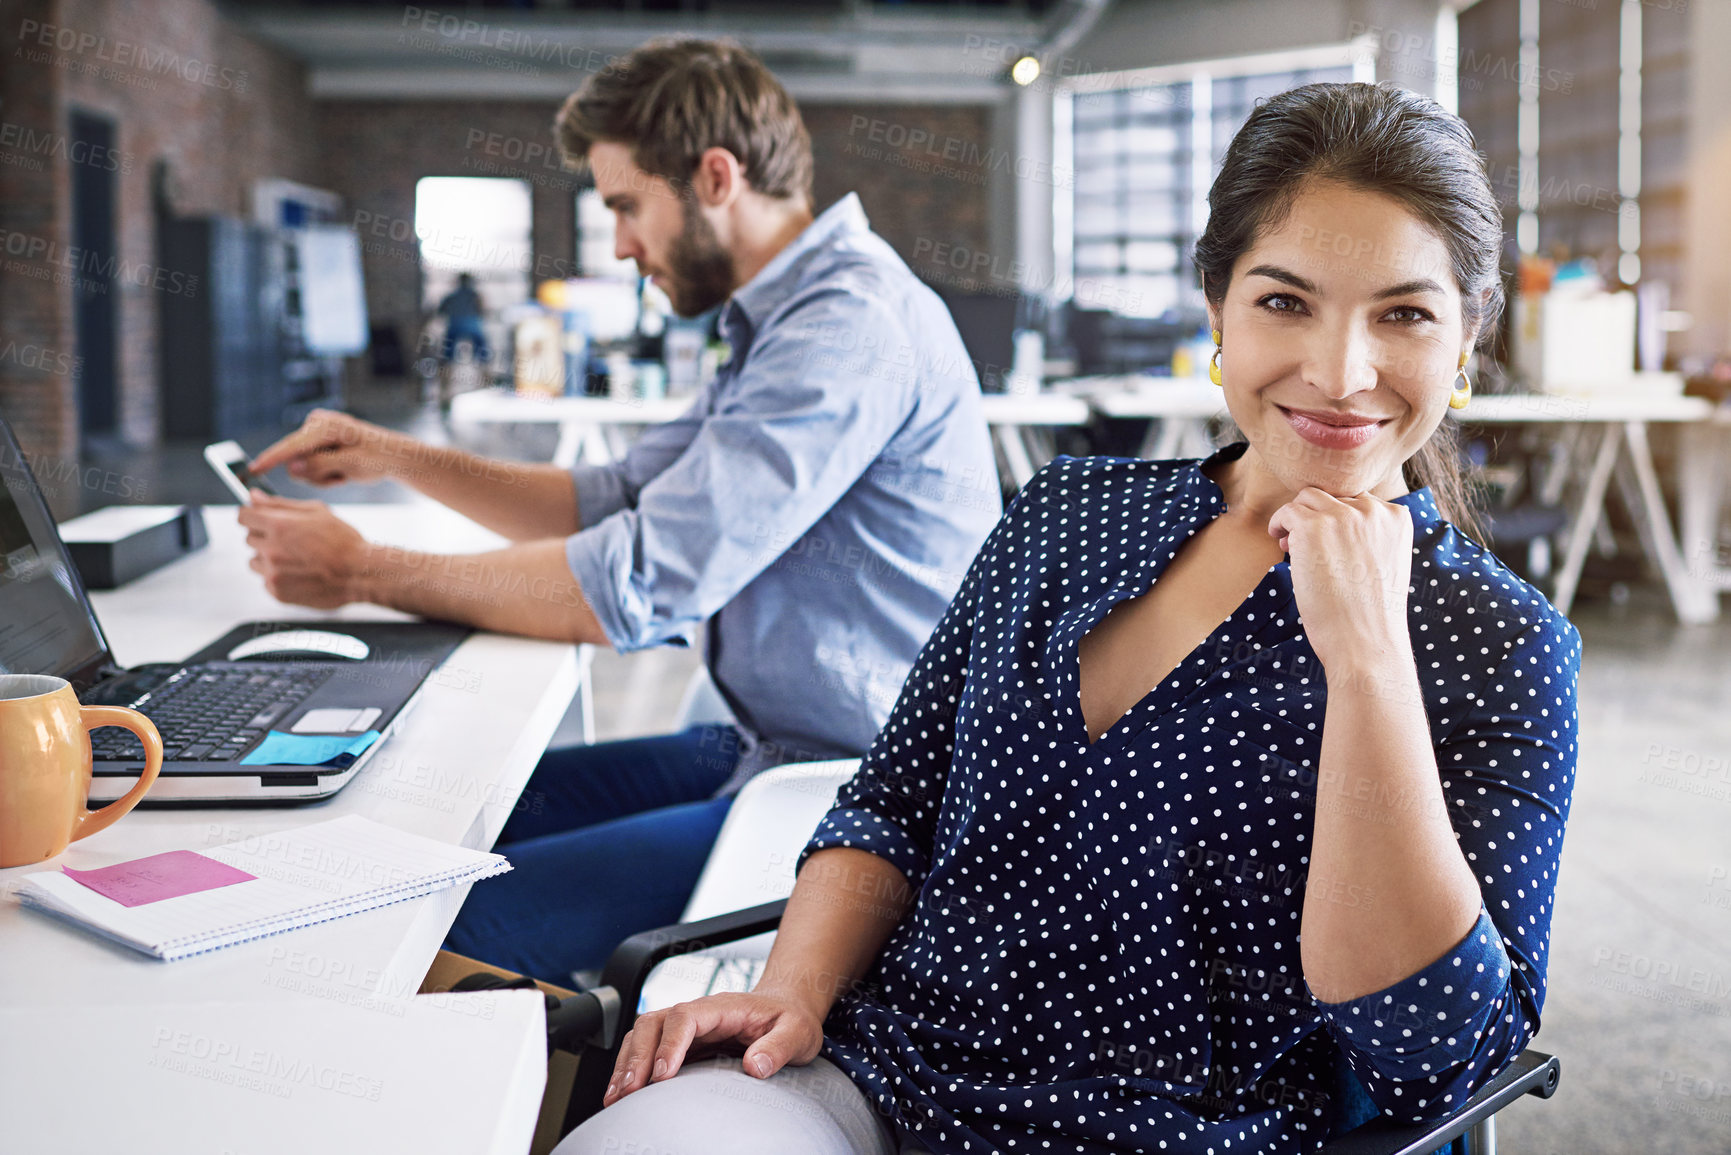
[1449,351,1472,410]
[1208,329,1223,387]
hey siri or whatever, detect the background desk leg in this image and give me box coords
[1141,418,1203,462]
[1614,453,1661,585]
[995,424,1038,488]
[1024,425,1059,476]
[603,424,633,461]
[1622,421,1719,624]
[553,421,584,469]
[1553,423,1620,617]
[582,424,613,466]
[1155,420,1186,460]
[572,644,596,745]
[1678,422,1729,595]
[1537,423,1584,507]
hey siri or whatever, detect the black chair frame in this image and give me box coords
[456,899,1559,1153]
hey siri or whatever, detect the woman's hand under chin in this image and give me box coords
[1266,487,1416,676]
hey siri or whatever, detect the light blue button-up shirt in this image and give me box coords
[565,193,1000,788]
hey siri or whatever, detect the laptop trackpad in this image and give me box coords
[292,707,382,734]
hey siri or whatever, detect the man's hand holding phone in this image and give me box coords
[237,493,370,610]
[204,441,277,504]
[213,408,402,608]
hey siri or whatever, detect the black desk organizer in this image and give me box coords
[64,505,209,589]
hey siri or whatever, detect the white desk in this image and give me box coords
[0,990,548,1155]
[1069,375,1229,459]
[1447,392,1721,623]
[448,387,1092,489]
[449,389,692,471]
[980,392,1092,486]
[1073,376,1727,622]
[449,381,1729,623]
[0,502,583,1150]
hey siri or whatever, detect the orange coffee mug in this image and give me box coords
[0,674,163,868]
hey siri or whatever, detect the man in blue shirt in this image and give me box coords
[241,39,999,982]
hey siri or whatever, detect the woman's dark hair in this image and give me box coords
[1193,81,1501,540]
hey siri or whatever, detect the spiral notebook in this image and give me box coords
[12,816,510,961]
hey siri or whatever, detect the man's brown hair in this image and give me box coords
[556,39,813,204]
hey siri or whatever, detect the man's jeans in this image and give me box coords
[443,724,743,984]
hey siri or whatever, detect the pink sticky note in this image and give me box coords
[64,850,256,908]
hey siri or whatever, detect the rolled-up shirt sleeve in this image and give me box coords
[568,401,708,529]
[1312,611,1582,1123]
[564,290,919,652]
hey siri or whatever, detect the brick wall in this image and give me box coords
[315,98,993,363]
[0,0,318,464]
[0,0,76,466]
[804,103,994,292]
[315,100,580,370]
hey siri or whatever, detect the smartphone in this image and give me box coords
[204,441,277,503]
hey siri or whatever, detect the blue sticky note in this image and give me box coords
[241,729,381,767]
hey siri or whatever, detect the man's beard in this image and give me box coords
[659,196,735,317]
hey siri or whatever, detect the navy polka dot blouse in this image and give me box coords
[802,443,1581,1154]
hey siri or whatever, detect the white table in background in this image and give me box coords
[448,387,1092,489]
[1067,375,1229,459]
[450,389,692,470]
[1447,391,1722,623]
[979,392,1092,486]
[0,502,584,1150]
[1073,376,1726,623]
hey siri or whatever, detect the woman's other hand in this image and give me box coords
[1267,488,1415,676]
[602,989,825,1107]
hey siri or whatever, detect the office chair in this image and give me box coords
[457,761,1560,1153]
[1460,432,1570,585]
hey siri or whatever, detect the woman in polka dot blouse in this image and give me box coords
[564,82,1580,1155]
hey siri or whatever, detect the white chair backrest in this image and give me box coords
[681,759,860,922]
[638,759,860,1011]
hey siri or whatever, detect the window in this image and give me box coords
[1458,0,1672,289]
[1057,45,1369,318]
[413,176,533,313]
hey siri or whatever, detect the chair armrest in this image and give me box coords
[594,898,789,1039]
[1318,1050,1561,1155]
[560,899,789,1133]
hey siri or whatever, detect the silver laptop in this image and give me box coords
[0,416,469,803]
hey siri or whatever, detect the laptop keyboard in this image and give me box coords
[91,668,331,764]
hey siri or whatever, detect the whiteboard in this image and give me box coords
[293,226,369,355]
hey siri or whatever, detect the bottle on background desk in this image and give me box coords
[1171,325,1215,382]
[605,351,636,402]
[1171,344,1194,379]
[563,309,591,398]
[636,361,667,402]
[665,325,705,395]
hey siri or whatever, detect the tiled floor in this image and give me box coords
[85,383,1731,1152]
[1495,602,1731,1154]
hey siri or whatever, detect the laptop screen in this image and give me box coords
[0,420,112,687]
